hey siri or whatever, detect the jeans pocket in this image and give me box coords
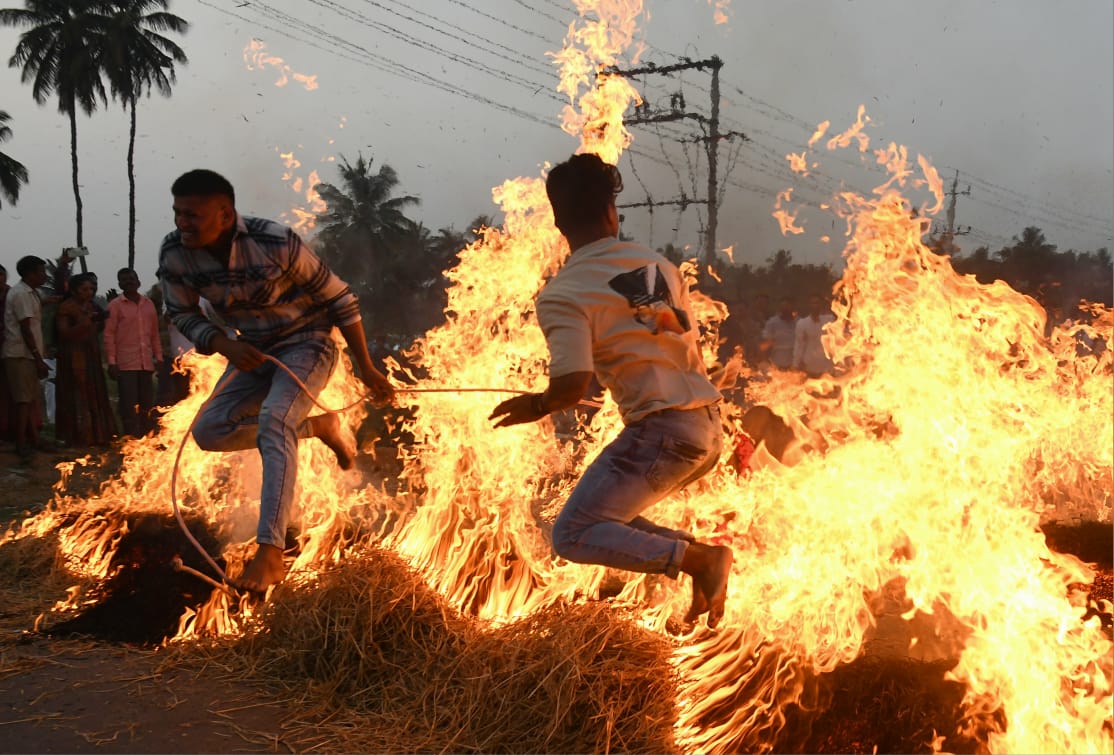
[647,436,711,493]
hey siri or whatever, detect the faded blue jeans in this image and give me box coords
[551,403,723,578]
[192,337,338,548]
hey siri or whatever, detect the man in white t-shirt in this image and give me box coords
[489,153,734,629]
[760,296,796,369]
[792,294,836,378]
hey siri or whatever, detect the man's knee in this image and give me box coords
[191,413,231,450]
[550,512,583,560]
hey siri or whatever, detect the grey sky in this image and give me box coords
[1,0,1111,289]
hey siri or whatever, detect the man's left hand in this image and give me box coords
[489,393,547,428]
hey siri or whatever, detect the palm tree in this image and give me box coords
[314,153,421,292]
[1,0,110,268]
[100,0,187,268]
[0,110,30,206]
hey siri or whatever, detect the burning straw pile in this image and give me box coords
[185,547,679,754]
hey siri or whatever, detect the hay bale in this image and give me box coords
[227,547,677,753]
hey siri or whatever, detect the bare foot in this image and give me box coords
[236,543,286,596]
[310,413,355,470]
[682,543,734,628]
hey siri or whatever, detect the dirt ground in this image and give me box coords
[0,444,292,754]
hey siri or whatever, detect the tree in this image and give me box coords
[0,109,29,206]
[313,154,420,327]
[1,0,111,266]
[995,226,1059,301]
[100,0,187,268]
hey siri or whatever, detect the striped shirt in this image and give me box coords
[157,214,362,353]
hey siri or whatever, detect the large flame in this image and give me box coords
[4,3,1110,753]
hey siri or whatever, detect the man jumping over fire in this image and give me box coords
[158,169,395,595]
[489,154,734,628]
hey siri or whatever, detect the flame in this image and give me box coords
[707,0,731,24]
[827,104,872,152]
[787,150,809,175]
[243,39,318,91]
[772,187,805,235]
[4,6,1110,755]
[808,119,830,148]
[272,146,327,232]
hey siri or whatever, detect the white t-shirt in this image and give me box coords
[761,314,796,369]
[535,237,721,424]
[2,280,44,359]
[793,313,836,376]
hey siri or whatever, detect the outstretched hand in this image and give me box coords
[489,393,546,428]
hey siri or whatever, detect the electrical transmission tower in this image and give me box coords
[606,55,745,265]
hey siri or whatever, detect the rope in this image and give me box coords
[168,354,571,591]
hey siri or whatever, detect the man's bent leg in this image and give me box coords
[191,363,271,453]
[551,406,722,577]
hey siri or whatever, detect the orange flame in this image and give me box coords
[707,0,731,25]
[243,39,318,91]
[773,187,805,235]
[787,150,809,175]
[4,8,1109,755]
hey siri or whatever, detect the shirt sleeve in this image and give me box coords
[284,230,362,327]
[158,240,225,354]
[11,289,38,323]
[536,294,594,377]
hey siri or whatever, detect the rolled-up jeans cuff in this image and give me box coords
[665,538,689,579]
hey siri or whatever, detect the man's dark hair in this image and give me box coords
[117,267,137,279]
[15,255,45,279]
[545,153,623,235]
[171,169,236,205]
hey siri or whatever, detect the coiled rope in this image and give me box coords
[169,354,537,591]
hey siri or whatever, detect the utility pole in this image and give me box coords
[605,55,743,266]
[704,56,722,268]
[933,168,971,254]
[944,168,971,237]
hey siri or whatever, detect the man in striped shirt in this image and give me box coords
[158,169,395,595]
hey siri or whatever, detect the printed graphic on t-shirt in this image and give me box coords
[608,264,691,335]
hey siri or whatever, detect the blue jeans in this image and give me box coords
[192,338,338,548]
[552,403,723,578]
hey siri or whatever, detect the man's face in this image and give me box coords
[118,270,140,294]
[173,194,234,249]
[27,265,48,289]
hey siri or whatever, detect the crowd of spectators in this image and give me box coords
[1,251,167,464]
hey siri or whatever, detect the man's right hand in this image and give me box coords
[107,365,120,380]
[212,335,266,372]
[34,358,49,379]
